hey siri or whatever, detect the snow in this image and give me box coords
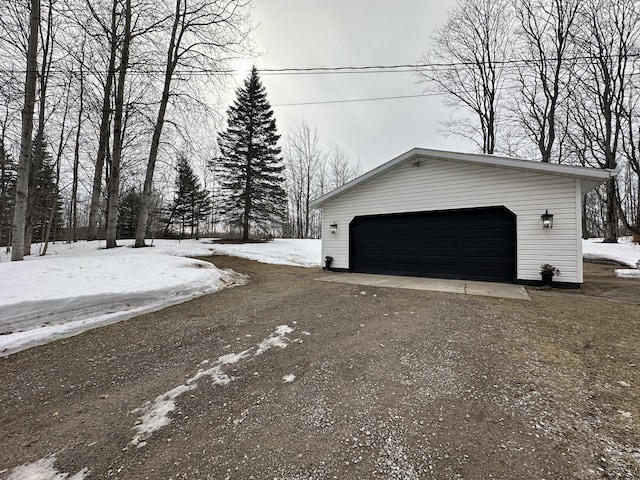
[255,325,294,355]
[208,239,321,267]
[131,325,295,448]
[583,237,640,278]
[0,238,320,357]
[6,455,89,480]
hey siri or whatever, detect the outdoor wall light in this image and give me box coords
[330,222,338,234]
[541,209,554,229]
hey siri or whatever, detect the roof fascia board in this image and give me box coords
[310,148,419,208]
[310,148,615,208]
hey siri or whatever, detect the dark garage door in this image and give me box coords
[349,207,516,283]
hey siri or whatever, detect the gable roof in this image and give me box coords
[310,148,616,209]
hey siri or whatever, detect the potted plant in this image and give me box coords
[540,264,560,285]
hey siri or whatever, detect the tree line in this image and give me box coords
[419,0,640,242]
[0,0,360,257]
[1,0,260,260]
[6,0,631,259]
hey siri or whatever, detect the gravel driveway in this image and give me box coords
[1,257,639,479]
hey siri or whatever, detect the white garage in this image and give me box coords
[311,148,614,287]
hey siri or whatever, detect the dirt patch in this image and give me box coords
[1,257,639,479]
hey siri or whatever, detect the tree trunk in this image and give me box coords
[0,135,7,247]
[40,159,59,256]
[603,178,618,242]
[43,79,69,255]
[105,0,131,249]
[11,0,40,261]
[71,124,81,242]
[70,40,85,243]
[134,0,181,248]
[23,0,53,256]
[87,0,118,241]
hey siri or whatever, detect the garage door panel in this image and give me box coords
[350,207,516,283]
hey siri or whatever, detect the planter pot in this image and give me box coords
[541,272,554,285]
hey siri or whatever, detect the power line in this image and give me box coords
[2,53,639,77]
[272,93,437,107]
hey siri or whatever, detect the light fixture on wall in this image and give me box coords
[330,222,338,234]
[541,209,554,229]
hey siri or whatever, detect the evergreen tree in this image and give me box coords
[0,148,17,248]
[118,187,141,239]
[29,139,62,243]
[217,67,286,240]
[166,155,211,239]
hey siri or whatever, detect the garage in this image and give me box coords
[349,207,516,283]
[311,148,614,287]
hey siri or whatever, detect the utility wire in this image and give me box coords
[272,93,437,107]
[2,53,639,77]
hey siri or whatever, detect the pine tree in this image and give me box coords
[29,139,62,244]
[217,67,287,240]
[117,188,141,239]
[0,148,17,248]
[167,155,211,239]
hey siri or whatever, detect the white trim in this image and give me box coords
[311,148,614,208]
[576,178,584,283]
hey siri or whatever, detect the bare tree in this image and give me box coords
[85,0,119,241]
[10,0,39,261]
[418,0,512,154]
[23,0,56,255]
[134,0,251,247]
[41,79,72,256]
[284,120,324,238]
[326,146,361,191]
[570,0,640,242]
[104,0,131,248]
[0,87,19,248]
[69,36,86,243]
[617,74,640,235]
[512,0,580,162]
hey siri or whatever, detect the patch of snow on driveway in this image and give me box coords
[6,454,89,480]
[131,325,295,448]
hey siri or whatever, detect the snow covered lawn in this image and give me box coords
[582,237,640,277]
[0,238,321,356]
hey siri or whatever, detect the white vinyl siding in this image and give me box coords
[321,157,582,283]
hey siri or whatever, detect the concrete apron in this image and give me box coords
[317,273,531,301]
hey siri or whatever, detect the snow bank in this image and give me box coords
[208,238,321,267]
[583,237,640,279]
[583,237,640,268]
[0,239,319,357]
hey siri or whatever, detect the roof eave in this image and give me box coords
[310,148,616,209]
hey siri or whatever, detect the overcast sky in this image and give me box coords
[225,0,475,171]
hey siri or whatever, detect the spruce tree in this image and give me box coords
[26,139,62,244]
[0,149,17,248]
[167,155,210,239]
[218,67,286,240]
